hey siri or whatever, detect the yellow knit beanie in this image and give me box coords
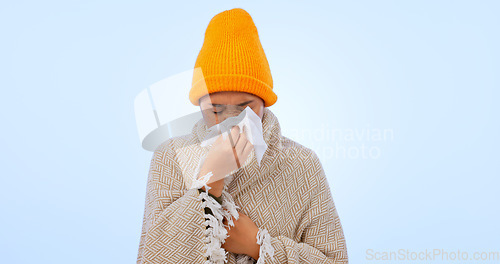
[189,8,277,107]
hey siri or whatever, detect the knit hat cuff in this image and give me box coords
[190,74,277,107]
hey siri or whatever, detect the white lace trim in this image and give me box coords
[220,188,240,226]
[255,228,275,264]
[190,170,213,190]
[195,172,240,264]
[234,227,275,264]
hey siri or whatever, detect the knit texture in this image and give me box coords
[136,107,349,263]
[189,8,277,107]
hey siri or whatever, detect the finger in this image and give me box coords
[213,130,225,144]
[241,138,254,161]
[213,127,233,148]
[228,125,241,147]
[226,127,242,168]
[232,145,241,168]
[235,131,249,156]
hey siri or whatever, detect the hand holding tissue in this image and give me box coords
[200,106,268,166]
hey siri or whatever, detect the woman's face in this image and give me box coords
[199,91,265,128]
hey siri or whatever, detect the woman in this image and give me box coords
[137,8,348,264]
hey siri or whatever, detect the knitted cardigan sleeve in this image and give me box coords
[136,143,240,264]
[136,143,206,263]
[192,152,275,264]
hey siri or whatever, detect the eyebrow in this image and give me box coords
[211,100,254,107]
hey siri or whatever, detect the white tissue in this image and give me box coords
[200,106,268,166]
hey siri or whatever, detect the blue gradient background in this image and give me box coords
[0,1,498,263]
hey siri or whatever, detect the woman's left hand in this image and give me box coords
[221,211,260,260]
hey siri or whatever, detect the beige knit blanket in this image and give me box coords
[136,107,349,263]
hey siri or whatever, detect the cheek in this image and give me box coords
[203,115,215,126]
[251,105,264,118]
[207,114,223,127]
[201,110,215,126]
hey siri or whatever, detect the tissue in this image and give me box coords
[200,106,268,165]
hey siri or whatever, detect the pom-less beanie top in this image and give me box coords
[189,8,278,107]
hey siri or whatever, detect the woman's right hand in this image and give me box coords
[198,125,254,197]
